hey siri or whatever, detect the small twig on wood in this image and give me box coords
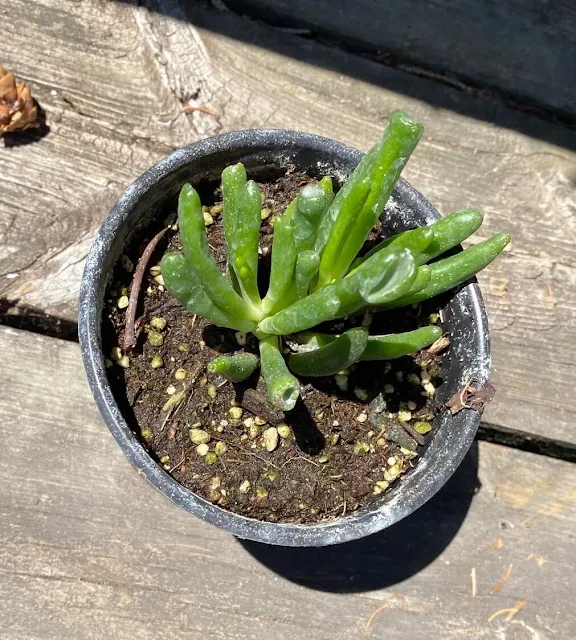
[488,599,527,623]
[399,421,426,446]
[123,227,168,350]
[365,602,387,628]
[183,104,217,116]
[490,563,513,594]
[470,567,477,597]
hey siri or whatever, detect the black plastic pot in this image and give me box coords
[79,130,490,547]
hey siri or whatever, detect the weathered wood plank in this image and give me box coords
[0,0,222,317]
[1,0,575,445]
[0,325,575,639]
[223,0,576,120]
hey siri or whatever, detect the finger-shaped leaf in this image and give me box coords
[221,163,246,255]
[207,353,259,382]
[288,327,368,376]
[160,252,255,331]
[292,325,442,362]
[258,247,416,335]
[350,225,434,271]
[178,184,262,323]
[418,209,484,264]
[295,250,320,299]
[369,265,430,311]
[385,232,511,308]
[356,248,417,305]
[292,183,334,253]
[222,165,261,305]
[259,335,301,410]
[360,326,443,360]
[317,110,423,286]
[262,214,297,313]
[316,177,371,283]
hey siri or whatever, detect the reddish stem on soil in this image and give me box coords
[123,227,168,351]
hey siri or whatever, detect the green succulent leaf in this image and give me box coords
[294,250,320,299]
[317,110,424,286]
[383,232,511,309]
[207,353,259,382]
[350,225,434,271]
[292,183,334,253]
[418,209,484,264]
[161,252,255,331]
[177,184,262,324]
[259,335,301,410]
[262,213,297,314]
[288,327,368,377]
[360,326,443,360]
[258,247,416,335]
[221,165,261,305]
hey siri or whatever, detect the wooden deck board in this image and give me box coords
[1,0,575,445]
[0,325,575,638]
[222,0,576,120]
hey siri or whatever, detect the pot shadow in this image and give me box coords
[0,297,78,341]
[237,441,480,592]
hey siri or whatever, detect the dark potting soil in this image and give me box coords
[103,168,447,524]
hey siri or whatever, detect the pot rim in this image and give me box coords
[78,129,490,547]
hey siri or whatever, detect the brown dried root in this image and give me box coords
[123,227,167,350]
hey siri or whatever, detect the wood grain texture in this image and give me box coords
[223,0,576,119]
[0,0,222,317]
[1,0,575,445]
[0,325,575,639]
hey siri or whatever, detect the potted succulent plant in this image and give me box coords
[79,111,508,546]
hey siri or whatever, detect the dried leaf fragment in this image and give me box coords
[446,379,496,415]
[0,66,38,134]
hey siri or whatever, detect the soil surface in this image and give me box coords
[103,168,447,524]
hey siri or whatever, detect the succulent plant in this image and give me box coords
[161,110,509,411]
